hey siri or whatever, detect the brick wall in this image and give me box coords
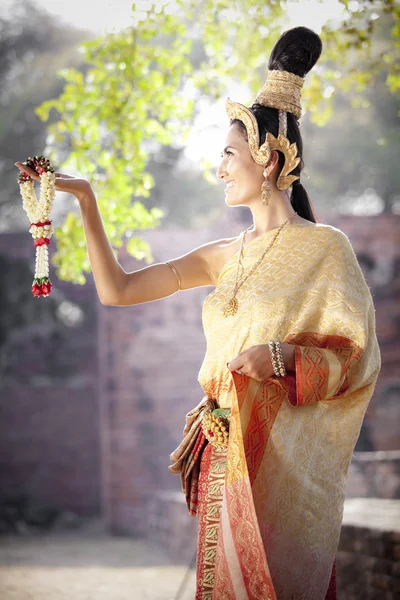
[100,213,400,533]
[346,451,400,500]
[0,233,101,515]
[98,228,212,533]
[1,212,399,525]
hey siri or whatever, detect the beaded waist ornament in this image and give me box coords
[17,156,56,297]
[201,408,231,450]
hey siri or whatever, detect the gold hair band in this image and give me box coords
[255,70,304,120]
[165,260,181,290]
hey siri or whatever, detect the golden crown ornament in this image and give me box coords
[225,68,305,190]
[17,156,56,297]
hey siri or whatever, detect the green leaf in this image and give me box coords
[32,0,399,282]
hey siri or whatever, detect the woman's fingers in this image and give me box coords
[14,162,91,199]
[15,163,75,183]
[14,162,41,181]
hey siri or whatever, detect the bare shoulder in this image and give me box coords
[160,232,242,291]
[196,233,242,285]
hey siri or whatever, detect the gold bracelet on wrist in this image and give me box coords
[268,340,287,378]
[275,341,287,377]
[268,340,279,377]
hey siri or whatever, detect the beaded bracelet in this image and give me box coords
[268,340,287,377]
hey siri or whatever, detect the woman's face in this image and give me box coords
[217,123,265,207]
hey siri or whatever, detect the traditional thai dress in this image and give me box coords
[170,222,381,600]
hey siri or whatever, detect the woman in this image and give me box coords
[16,26,380,600]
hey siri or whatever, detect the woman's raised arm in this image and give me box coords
[116,241,218,306]
[14,163,222,306]
[77,189,221,306]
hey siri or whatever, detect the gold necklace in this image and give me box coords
[222,212,297,317]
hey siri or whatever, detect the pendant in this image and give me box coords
[222,297,239,317]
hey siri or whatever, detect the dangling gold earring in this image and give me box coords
[261,169,271,206]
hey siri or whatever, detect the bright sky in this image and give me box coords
[7,0,345,166]
[24,0,344,35]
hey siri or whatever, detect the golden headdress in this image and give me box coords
[225,69,304,190]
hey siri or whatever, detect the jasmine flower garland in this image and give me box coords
[17,156,56,297]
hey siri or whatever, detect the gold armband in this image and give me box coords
[165,260,181,290]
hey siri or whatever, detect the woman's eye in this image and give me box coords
[220,150,233,158]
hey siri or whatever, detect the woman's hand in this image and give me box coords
[14,162,92,203]
[227,343,295,381]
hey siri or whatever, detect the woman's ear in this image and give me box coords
[261,150,280,179]
[269,150,280,170]
[267,150,281,184]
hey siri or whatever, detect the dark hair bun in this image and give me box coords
[268,26,322,78]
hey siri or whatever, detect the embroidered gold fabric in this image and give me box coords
[196,445,227,597]
[197,222,381,598]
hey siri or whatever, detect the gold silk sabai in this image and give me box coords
[196,222,381,600]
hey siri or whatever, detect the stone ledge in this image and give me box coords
[142,490,197,562]
[338,498,400,598]
[342,498,400,535]
[353,451,400,462]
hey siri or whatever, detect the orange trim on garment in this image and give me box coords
[283,332,364,407]
[212,370,277,600]
[242,380,284,485]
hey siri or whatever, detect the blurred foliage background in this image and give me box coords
[1,0,399,283]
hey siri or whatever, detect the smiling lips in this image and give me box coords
[225,180,236,191]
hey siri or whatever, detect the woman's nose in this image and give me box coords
[216,163,226,181]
